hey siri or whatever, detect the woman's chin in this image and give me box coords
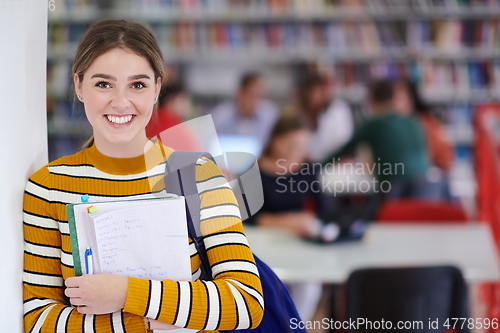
[98,134,148,150]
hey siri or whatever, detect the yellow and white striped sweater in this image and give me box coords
[23,141,263,332]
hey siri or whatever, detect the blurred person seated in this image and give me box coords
[245,114,336,322]
[321,79,439,202]
[393,78,455,201]
[209,72,279,156]
[146,81,203,151]
[247,113,326,238]
[298,72,354,163]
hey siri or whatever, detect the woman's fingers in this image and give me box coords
[64,287,80,298]
[76,305,92,314]
[64,277,81,288]
[65,285,86,310]
[69,297,86,306]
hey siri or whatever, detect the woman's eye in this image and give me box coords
[132,82,146,89]
[96,81,111,89]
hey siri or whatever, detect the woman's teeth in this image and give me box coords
[106,115,133,124]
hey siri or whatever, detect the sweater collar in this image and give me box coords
[84,140,173,175]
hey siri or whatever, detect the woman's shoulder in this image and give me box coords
[193,155,224,180]
[28,149,89,185]
[162,145,224,181]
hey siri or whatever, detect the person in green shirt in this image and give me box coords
[322,79,437,201]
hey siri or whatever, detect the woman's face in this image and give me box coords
[270,129,310,163]
[74,48,161,155]
[392,83,413,116]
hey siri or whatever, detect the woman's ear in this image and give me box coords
[73,73,83,101]
[155,77,162,102]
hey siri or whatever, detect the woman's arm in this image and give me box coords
[23,167,147,333]
[123,157,264,331]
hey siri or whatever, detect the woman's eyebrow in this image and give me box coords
[89,74,151,80]
[129,74,151,80]
[91,73,115,80]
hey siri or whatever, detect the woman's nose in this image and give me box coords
[110,88,131,110]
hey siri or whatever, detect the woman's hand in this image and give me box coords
[258,211,321,238]
[286,212,321,237]
[64,274,128,314]
[144,318,183,330]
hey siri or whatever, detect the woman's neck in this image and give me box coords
[93,135,153,158]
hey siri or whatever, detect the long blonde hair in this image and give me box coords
[72,20,165,148]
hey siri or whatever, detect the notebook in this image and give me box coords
[67,196,197,332]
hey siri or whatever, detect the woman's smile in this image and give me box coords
[105,114,135,125]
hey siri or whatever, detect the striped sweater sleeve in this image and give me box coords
[123,158,264,331]
[22,167,147,333]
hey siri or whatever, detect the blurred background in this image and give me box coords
[46,1,500,331]
[46,0,492,215]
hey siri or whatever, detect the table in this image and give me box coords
[244,223,500,283]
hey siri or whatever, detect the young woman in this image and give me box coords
[23,20,263,332]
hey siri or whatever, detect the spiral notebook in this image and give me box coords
[67,196,197,332]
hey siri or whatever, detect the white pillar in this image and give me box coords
[0,6,48,332]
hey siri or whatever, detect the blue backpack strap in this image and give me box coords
[164,151,215,237]
[164,151,214,280]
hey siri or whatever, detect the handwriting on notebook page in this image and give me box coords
[90,199,191,282]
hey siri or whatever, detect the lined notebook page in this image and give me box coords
[90,198,191,282]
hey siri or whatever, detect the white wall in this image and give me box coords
[0,6,48,332]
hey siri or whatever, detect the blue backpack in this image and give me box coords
[164,151,306,333]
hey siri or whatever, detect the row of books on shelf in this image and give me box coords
[333,61,500,103]
[410,20,500,51]
[420,61,500,101]
[123,0,411,17]
[150,22,406,54]
[47,20,500,60]
[48,0,500,19]
[132,0,500,13]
